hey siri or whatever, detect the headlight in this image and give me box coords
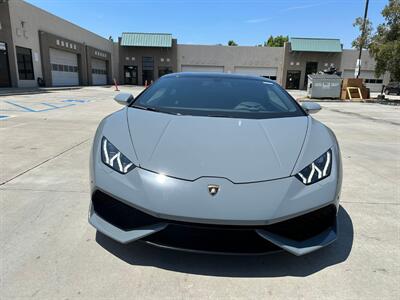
[101,137,135,174]
[295,149,332,185]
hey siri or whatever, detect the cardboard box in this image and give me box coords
[361,87,370,99]
[342,78,364,89]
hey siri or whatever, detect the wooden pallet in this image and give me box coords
[347,87,363,101]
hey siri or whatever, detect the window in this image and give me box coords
[365,78,383,84]
[142,56,154,70]
[133,76,305,119]
[16,46,34,80]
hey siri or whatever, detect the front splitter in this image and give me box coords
[90,212,337,256]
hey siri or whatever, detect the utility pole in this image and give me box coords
[356,0,369,78]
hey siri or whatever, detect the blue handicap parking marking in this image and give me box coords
[3,101,36,112]
[1,99,89,113]
[62,99,89,103]
[0,115,14,121]
[40,102,76,111]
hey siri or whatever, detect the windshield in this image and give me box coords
[132,76,305,119]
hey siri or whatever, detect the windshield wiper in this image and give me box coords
[131,104,159,112]
[131,105,180,115]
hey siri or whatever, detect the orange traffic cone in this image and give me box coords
[113,78,119,91]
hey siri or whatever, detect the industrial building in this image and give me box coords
[0,0,113,88]
[0,0,390,92]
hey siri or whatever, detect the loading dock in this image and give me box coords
[86,46,111,86]
[49,48,79,86]
[91,58,107,85]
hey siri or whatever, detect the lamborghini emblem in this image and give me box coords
[208,184,220,196]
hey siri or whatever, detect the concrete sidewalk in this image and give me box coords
[0,86,84,96]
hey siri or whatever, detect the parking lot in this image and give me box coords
[1,86,399,299]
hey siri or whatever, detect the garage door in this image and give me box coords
[342,69,384,92]
[92,58,107,85]
[234,67,278,80]
[50,48,79,86]
[181,65,224,73]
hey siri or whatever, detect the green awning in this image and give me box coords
[290,37,342,52]
[121,33,172,47]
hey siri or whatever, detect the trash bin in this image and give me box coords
[307,74,342,99]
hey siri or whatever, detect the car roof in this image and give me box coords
[162,72,275,82]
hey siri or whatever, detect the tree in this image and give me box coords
[369,0,400,80]
[351,17,373,49]
[227,40,238,46]
[264,35,288,47]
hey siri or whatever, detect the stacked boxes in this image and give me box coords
[341,78,370,100]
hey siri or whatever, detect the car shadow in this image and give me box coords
[95,206,353,277]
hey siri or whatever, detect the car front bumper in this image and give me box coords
[89,151,341,255]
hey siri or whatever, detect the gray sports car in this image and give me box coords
[89,73,342,256]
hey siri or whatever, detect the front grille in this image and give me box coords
[92,190,337,245]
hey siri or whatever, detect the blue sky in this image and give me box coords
[26,0,388,48]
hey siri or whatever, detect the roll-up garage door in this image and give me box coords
[234,67,277,80]
[342,69,384,92]
[181,65,224,73]
[50,48,79,86]
[92,58,107,85]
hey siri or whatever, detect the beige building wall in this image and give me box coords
[177,44,285,84]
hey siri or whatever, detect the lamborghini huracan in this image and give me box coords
[89,73,342,256]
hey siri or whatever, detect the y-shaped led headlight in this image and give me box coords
[295,149,332,185]
[101,137,135,174]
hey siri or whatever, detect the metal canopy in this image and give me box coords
[121,33,172,47]
[290,37,342,53]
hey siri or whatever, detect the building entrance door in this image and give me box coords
[286,70,301,89]
[304,62,318,88]
[124,66,138,85]
[0,42,11,87]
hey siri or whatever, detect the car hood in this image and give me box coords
[127,108,308,183]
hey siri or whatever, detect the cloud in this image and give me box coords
[282,3,326,12]
[245,1,330,24]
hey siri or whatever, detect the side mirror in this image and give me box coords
[301,101,321,114]
[114,93,134,105]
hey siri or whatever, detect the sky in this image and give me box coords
[25,0,389,48]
